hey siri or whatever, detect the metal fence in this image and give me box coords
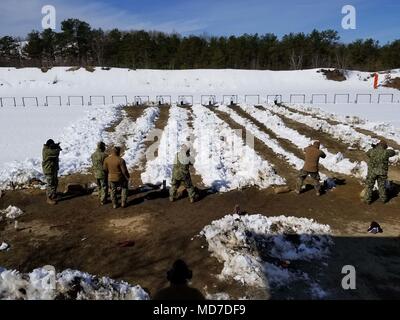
[266,95,282,103]
[311,94,327,104]
[156,95,172,106]
[134,96,150,105]
[89,95,106,106]
[1,93,399,107]
[355,93,372,104]
[222,95,238,105]
[45,96,62,106]
[0,97,16,107]
[290,94,306,103]
[67,96,84,106]
[334,94,350,104]
[178,95,194,106]
[244,95,260,105]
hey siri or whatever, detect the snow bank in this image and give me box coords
[201,214,332,299]
[241,105,367,178]
[192,104,285,191]
[141,105,191,185]
[0,105,120,189]
[106,107,159,169]
[0,266,149,300]
[0,205,24,220]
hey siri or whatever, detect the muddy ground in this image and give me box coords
[1,104,400,300]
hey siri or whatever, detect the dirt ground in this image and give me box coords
[1,104,400,300]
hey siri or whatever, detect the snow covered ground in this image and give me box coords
[313,103,400,128]
[191,104,285,191]
[241,104,367,178]
[141,105,191,185]
[1,67,399,107]
[286,103,400,145]
[0,105,120,189]
[0,205,24,221]
[105,106,159,169]
[0,266,149,300]
[201,214,333,299]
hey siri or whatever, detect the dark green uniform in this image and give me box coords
[42,145,61,200]
[364,144,395,203]
[170,150,196,202]
[91,148,108,204]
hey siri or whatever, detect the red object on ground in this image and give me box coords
[374,73,379,89]
[117,240,135,247]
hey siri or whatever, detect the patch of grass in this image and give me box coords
[66,66,81,72]
[320,69,346,81]
[383,77,400,90]
[41,66,51,73]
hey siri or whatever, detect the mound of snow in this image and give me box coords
[192,104,285,191]
[201,214,333,299]
[105,106,159,171]
[0,266,149,300]
[0,205,24,220]
[141,105,191,185]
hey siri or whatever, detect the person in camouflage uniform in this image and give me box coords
[91,141,108,205]
[170,145,197,203]
[364,140,395,204]
[42,139,61,205]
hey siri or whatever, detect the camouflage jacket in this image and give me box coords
[172,151,194,180]
[91,149,108,179]
[366,145,395,176]
[42,145,60,175]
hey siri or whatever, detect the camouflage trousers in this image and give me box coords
[364,174,388,202]
[45,172,58,199]
[110,180,128,206]
[170,176,196,201]
[96,178,108,204]
[296,170,321,192]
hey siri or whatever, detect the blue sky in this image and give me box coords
[1,0,399,43]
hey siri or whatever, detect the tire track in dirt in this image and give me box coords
[130,106,170,187]
[178,106,205,188]
[281,104,400,151]
[209,107,296,186]
[104,106,147,154]
[241,105,362,179]
[233,106,306,161]
[257,105,368,163]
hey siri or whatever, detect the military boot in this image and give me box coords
[46,197,57,205]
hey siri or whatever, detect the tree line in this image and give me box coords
[1,18,399,71]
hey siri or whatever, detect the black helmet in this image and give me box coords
[97,141,106,150]
[167,259,192,284]
[45,139,55,146]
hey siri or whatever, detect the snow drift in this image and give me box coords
[0,266,149,300]
[201,214,333,299]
